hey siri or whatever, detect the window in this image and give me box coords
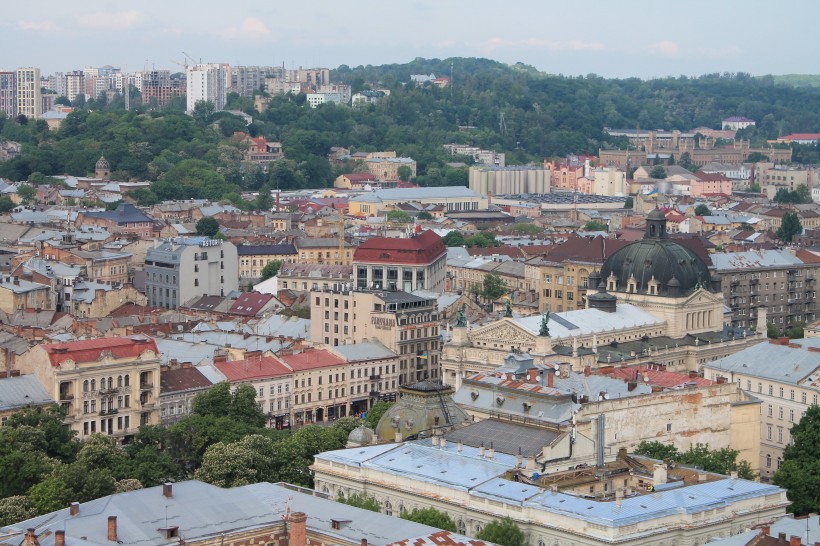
[779,387,784,398]
[766,454,771,468]
[777,428,783,443]
[767,425,772,440]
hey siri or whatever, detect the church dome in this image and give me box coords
[96,155,110,170]
[599,208,713,297]
[347,425,375,447]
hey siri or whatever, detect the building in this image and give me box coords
[64,70,85,102]
[469,165,551,196]
[722,116,756,131]
[293,237,353,266]
[443,144,505,167]
[310,288,441,385]
[364,156,417,181]
[306,93,343,108]
[276,263,353,293]
[15,67,41,119]
[77,203,153,239]
[144,238,239,309]
[592,167,628,196]
[0,480,487,546]
[331,341,400,413]
[774,133,820,145]
[237,243,298,279]
[712,250,818,330]
[352,90,386,107]
[230,65,276,97]
[279,349,349,424]
[354,230,447,293]
[599,141,791,169]
[0,275,52,313]
[314,439,788,546]
[348,187,487,217]
[215,354,293,429]
[13,336,161,439]
[159,364,213,425]
[754,163,820,199]
[187,63,227,112]
[704,337,820,481]
[0,373,53,425]
[141,70,183,107]
[333,173,378,189]
[0,72,16,117]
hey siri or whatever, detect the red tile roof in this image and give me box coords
[228,293,275,316]
[340,173,377,182]
[215,355,293,382]
[353,230,446,265]
[597,365,713,388]
[543,235,629,264]
[43,336,159,367]
[278,349,346,371]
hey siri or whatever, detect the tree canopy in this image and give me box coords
[773,405,820,515]
[776,211,803,243]
[195,216,220,237]
[634,441,754,479]
[400,507,457,532]
[260,260,283,281]
[694,204,712,216]
[476,518,526,546]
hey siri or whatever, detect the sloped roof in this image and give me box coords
[279,349,346,371]
[354,230,446,265]
[228,293,274,316]
[0,375,54,411]
[214,355,292,382]
[160,367,213,394]
[43,336,158,367]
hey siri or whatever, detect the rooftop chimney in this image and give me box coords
[163,482,172,498]
[69,502,79,516]
[457,440,463,453]
[547,369,554,388]
[288,512,307,546]
[479,443,485,458]
[778,533,786,543]
[488,442,495,460]
[55,531,65,546]
[584,365,591,377]
[789,536,801,546]
[441,438,446,449]
[653,463,668,486]
[108,516,118,542]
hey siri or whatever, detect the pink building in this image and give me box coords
[691,171,733,197]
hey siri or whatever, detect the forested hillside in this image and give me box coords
[2,57,820,203]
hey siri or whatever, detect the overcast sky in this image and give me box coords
[2,0,817,79]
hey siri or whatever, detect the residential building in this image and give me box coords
[159,364,213,425]
[0,72,16,117]
[0,373,53,425]
[237,243,298,278]
[599,140,791,169]
[294,236,353,266]
[13,336,161,440]
[469,165,551,196]
[333,173,378,189]
[141,70,183,107]
[443,144,505,167]
[144,238,239,309]
[0,480,487,546]
[280,349,349,424]
[316,84,351,104]
[15,67,41,118]
[712,250,818,329]
[276,263,353,292]
[592,167,628,196]
[331,341,400,413]
[310,289,441,385]
[704,337,820,481]
[754,163,820,199]
[354,230,447,293]
[214,354,293,429]
[64,70,85,102]
[77,203,154,239]
[722,116,756,131]
[774,133,820,145]
[306,93,343,108]
[229,65,276,97]
[0,275,52,313]
[352,90,386,107]
[364,156,417,181]
[186,63,227,112]
[348,187,487,217]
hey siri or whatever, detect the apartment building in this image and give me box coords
[16,67,41,118]
[331,341,400,413]
[712,250,818,329]
[230,65,277,97]
[158,365,213,425]
[755,162,819,199]
[144,238,239,309]
[214,354,293,429]
[309,288,441,385]
[280,349,349,425]
[353,230,447,293]
[277,263,353,293]
[704,337,820,481]
[14,336,161,440]
[64,71,85,102]
[77,203,154,239]
[141,70,184,107]
[237,243,298,279]
[0,275,52,313]
[187,63,227,112]
[0,374,53,425]
[0,72,16,117]
[293,237,353,266]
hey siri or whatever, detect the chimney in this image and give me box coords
[653,463,668,486]
[488,442,495,460]
[584,365,591,377]
[457,440,463,453]
[108,516,118,542]
[441,438,446,449]
[688,370,698,378]
[432,435,439,447]
[288,512,307,546]
[547,370,554,388]
[789,536,801,546]
[55,531,65,546]
[394,430,402,443]
[778,533,787,543]
[479,443,485,458]
[361,540,368,546]
[527,370,538,384]
[698,471,707,482]
[69,502,79,516]
[163,482,173,498]
[760,526,770,537]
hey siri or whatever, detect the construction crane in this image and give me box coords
[182,51,198,66]
[169,59,187,71]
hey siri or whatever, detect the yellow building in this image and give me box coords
[294,237,353,266]
[14,336,162,440]
[237,243,299,278]
[0,276,52,313]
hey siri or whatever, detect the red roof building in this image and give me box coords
[353,230,447,292]
[215,355,293,382]
[228,293,277,317]
[279,349,346,372]
[596,364,713,389]
[43,335,159,367]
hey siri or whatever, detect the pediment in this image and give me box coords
[682,287,722,305]
[469,319,536,346]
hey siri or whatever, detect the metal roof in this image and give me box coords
[444,419,562,457]
[704,338,820,387]
[0,375,53,411]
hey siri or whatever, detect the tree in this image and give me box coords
[748,182,761,193]
[397,165,413,182]
[417,211,433,220]
[746,152,769,163]
[255,187,273,211]
[260,260,283,281]
[0,496,36,527]
[27,476,72,514]
[482,273,507,302]
[773,405,820,515]
[229,384,267,428]
[338,493,381,512]
[195,216,220,237]
[386,210,411,223]
[634,441,754,479]
[401,507,457,532]
[649,165,667,179]
[442,231,465,247]
[192,382,234,418]
[776,211,802,243]
[364,401,393,429]
[634,440,680,461]
[0,196,14,212]
[694,204,711,216]
[582,220,607,232]
[16,183,37,204]
[624,196,634,209]
[465,232,497,248]
[476,518,526,546]
[192,100,215,125]
[195,435,277,487]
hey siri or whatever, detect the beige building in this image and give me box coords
[0,275,52,313]
[704,337,820,481]
[754,162,819,199]
[348,187,487,217]
[294,237,353,266]
[237,243,298,279]
[310,289,441,385]
[14,336,161,440]
[214,354,293,429]
[16,67,41,118]
[354,230,447,293]
[592,167,628,196]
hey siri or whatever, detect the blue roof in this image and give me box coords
[82,203,152,225]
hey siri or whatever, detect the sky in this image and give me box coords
[2,0,818,79]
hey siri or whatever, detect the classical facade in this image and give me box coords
[13,336,161,440]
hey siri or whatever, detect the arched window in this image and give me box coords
[108,377,113,390]
[384,501,392,516]
[457,520,466,535]
[399,504,406,516]
[91,379,96,391]
[83,380,89,392]
[474,524,482,534]
[117,376,123,388]
[124,374,130,387]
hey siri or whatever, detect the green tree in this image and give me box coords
[192,100,215,125]
[16,183,37,204]
[260,259,283,281]
[676,443,754,479]
[465,232,497,248]
[773,405,820,515]
[397,165,413,182]
[624,196,634,209]
[386,210,411,223]
[364,401,393,429]
[649,165,667,179]
[442,231,465,247]
[195,216,220,237]
[745,152,769,163]
[0,196,14,212]
[417,211,433,220]
[482,273,507,302]
[476,517,526,546]
[0,496,36,527]
[634,440,680,461]
[776,211,802,243]
[582,220,607,232]
[748,182,761,193]
[195,434,277,487]
[401,507,457,532]
[7,405,81,461]
[28,476,72,514]
[229,384,267,428]
[338,493,381,512]
[255,187,274,211]
[694,204,712,216]
[192,382,234,418]
[767,322,781,339]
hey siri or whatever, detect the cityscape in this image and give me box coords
[2,10,820,546]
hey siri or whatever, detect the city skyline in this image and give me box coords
[2,0,818,79]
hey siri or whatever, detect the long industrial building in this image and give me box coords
[469,165,550,196]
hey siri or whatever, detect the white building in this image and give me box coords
[306,93,342,108]
[187,63,227,112]
[16,67,41,118]
[721,116,756,131]
[592,167,627,196]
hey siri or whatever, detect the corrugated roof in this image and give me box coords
[0,375,53,411]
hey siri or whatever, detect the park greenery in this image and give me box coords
[773,405,820,516]
[634,441,755,480]
[776,211,803,243]
[0,382,358,526]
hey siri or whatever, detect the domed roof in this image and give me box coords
[96,155,110,170]
[600,208,713,297]
[347,425,374,446]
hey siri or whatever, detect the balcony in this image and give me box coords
[99,387,119,395]
[369,375,381,381]
[750,278,760,285]
[59,393,74,402]
[139,383,153,391]
[369,391,380,397]
[100,408,119,416]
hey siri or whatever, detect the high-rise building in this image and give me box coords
[230,65,276,97]
[186,63,227,112]
[65,70,85,103]
[46,72,66,97]
[15,67,41,118]
[0,72,16,117]
[141,70,183,107]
